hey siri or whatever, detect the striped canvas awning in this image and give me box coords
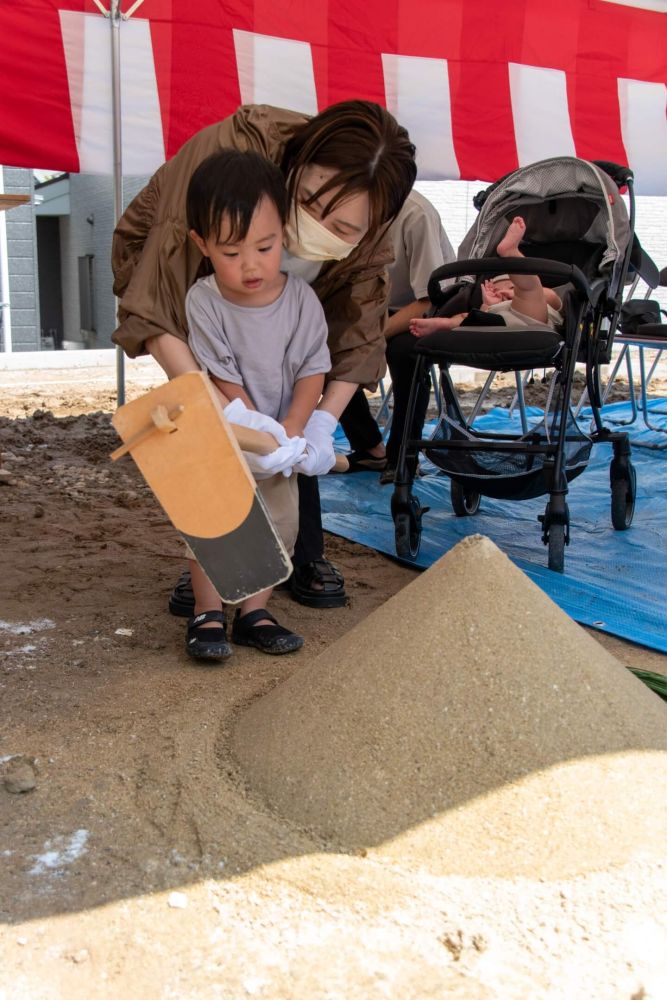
[0,0,665,192]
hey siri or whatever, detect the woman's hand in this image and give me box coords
[294,411,338,476]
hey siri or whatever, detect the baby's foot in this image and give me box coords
[497,216,526,257]
[410,314,468,337]
[410,316,445,337]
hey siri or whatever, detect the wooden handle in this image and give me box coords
[112,407,349,472]
[231,425,281,456]
[230,425,349,472]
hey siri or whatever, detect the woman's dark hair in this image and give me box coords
[282,100,417,236]
[186,149,287,242]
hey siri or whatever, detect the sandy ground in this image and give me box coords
[0,359,666,999]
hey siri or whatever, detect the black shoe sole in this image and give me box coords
[185,638,233,662]
[232,633,304,655]
[289,587,348,608]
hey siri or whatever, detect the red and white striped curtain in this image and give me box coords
[1,0,665,192]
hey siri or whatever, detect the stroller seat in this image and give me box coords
[391,156,640,573]
[415,325,564,372]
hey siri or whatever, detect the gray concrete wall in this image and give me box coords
[2,167,40,351]
[59,174,149,349]
[60,173,115,348]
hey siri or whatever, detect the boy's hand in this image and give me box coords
[223,398,305,479]
[294,410,337,477]
[281,417,305,440]
[222,397,285,437]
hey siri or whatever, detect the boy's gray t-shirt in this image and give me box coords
[186,273,331,421]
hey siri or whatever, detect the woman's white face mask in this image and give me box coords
[284,203,359,262]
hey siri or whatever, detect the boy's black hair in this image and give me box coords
[186,149,287,243]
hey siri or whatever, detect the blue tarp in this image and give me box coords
[321,400,667,653]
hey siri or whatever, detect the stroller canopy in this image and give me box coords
[458,157,632,286]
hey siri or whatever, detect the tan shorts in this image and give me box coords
[183,472,299,560]
[256,472,299,555]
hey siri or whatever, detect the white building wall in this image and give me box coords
[632,196,667,309]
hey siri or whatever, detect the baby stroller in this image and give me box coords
[391,157,637,572]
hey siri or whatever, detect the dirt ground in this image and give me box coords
[1,361,666,999]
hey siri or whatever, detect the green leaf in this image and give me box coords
[628,668,667,702]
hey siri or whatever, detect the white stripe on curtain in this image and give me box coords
[59,11,165,175]
[233,30,318,117]
[382,53,460,181]
[508,63,576,167]
[618,78,667,195]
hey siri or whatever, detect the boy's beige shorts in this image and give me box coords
[183,471,300,562]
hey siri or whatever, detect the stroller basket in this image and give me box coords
[425,418,593,502]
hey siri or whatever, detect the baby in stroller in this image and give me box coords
[409,217,563,335]
[390,156,640,573]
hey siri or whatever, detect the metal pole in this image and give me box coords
[110,0,125,404]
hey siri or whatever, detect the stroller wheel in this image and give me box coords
[394,500,422,561]
[539,499,570,574]
[547,522,566,573]
[451,481,481,517]
[610,462,636,531]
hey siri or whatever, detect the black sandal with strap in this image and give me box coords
[231,609,304,655]
[290,558,347,608]
[186,610,233,662]
[171,558,348,615]
[345,449,387,473]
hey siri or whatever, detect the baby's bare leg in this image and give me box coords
[497,217,548,323]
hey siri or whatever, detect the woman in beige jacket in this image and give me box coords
[112,100,417,610]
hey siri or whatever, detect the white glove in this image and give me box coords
[223,398,305,479]
[294,410,338,476]
[244,437,306,480]
[223,398,289,442]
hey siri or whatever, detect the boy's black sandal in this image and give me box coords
[186,610,233,662]
[169,569,195,617]
[290,559,347,608]
[232,609,304,655]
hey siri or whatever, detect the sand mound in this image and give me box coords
[233,536,667,879]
